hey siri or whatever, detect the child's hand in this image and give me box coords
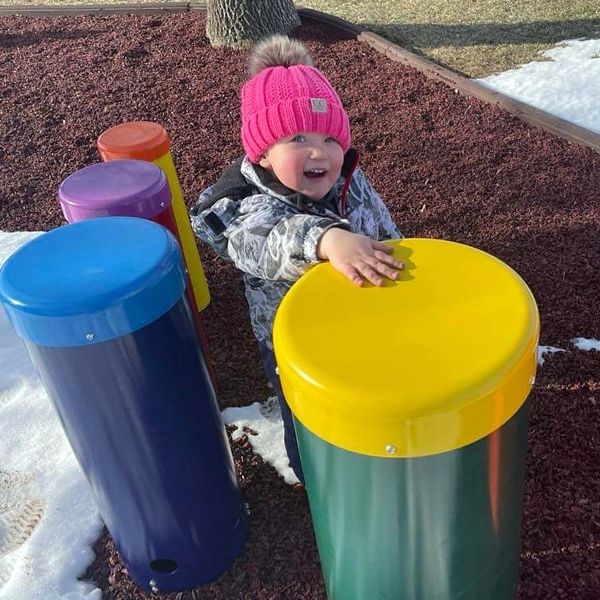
[317,228,404,286]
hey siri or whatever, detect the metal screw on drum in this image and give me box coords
[244,502,251,516]
[530,376,535,385]
[386,445,396,455]
[149,579,159,593]
[85,333,95,341]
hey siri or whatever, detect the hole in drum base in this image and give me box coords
[150,559,178,574]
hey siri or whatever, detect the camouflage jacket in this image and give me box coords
[191,151,402,349]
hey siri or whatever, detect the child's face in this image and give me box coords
[259,132,344,200]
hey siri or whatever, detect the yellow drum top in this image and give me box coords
[273,238,539,457]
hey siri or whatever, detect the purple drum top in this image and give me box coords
[58,159,171,223]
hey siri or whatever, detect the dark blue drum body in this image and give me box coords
[0,218,246,593]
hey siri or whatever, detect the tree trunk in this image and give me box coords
[206,0,301,49]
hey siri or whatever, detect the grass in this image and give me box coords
[301,0,600,76]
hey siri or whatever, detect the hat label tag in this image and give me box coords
[310,98,328,113]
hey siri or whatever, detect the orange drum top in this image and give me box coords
[97,121,171,162]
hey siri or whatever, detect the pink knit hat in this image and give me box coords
[241,63,352,163]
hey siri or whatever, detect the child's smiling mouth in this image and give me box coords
[304,168,327,179]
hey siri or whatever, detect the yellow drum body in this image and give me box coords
[98,121,210,311]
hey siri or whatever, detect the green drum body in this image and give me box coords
[274,239,539,600]
[297,402,529,600]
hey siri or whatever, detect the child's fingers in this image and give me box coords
[373,250,404,269]
[356,262,385,286]
[371,240,393,253]
[376,262,400,280]
[339,263,364,286]
[364,258,398,281]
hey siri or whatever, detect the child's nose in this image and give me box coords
[309,144,326,159]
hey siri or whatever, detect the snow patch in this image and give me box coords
[571,337,600,351]
[222,397,299,485]
[537,345,565,365]
[0,231,103,600]
[479,39,600,134]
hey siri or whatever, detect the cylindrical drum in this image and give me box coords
[97,121,210,311]
[273,238,539,600]
[57,159,216,385]
[0,217,246,594]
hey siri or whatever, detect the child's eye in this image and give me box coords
[291,135,307,143]
[325,137,340,144]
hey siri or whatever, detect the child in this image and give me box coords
[191,35,402,483]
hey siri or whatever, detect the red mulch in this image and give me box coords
[1,10,600,600]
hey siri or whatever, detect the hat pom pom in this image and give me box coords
[248,35,314,76]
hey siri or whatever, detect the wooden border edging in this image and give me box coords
[2,3,600,154]
[0,1,191,16]
[359,31,600,153]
